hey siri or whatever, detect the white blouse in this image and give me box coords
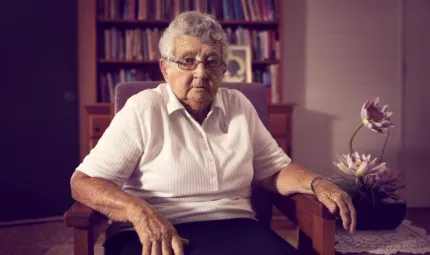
[77,83,291,226]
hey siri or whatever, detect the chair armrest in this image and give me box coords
[64,202,107,229]
[64,202,108,255]
[272,193,337,255]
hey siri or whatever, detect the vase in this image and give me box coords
[352,198,407,230]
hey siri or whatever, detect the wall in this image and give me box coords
[0,0,79,221]
[402,0,430,206]
[282,0,429,206]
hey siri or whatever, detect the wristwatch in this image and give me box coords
[310,176,332,194]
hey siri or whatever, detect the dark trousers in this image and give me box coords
[104,218,297,255]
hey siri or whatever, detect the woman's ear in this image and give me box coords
[159,59,169,81]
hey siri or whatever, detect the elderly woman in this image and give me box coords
[71,11,356,255]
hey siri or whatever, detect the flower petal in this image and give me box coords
[371,162,387,173]
[361,103,368,119]
[355,161,368,177]
[336,162,354,175]
[373,97,380,106]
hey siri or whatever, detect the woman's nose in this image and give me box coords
[193,62,208,79]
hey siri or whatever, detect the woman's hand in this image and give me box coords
[128,208,189,255]
[313,179,357,233]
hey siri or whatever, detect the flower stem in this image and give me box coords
[370,189,376,206]
[349,123,364,154]
[378,129,390,164]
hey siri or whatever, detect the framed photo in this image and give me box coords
[223,45,252,83]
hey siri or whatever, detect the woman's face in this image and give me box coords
[160,35,225,112]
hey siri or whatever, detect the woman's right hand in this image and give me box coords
[70,171,188,254]
[129,208,189,255]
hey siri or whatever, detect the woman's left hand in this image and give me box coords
[313,179,357,233]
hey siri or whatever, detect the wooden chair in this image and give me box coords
[64,82,337,255]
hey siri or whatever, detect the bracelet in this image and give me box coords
[310,176,331,194]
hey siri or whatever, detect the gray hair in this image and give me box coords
[158,11,228,62]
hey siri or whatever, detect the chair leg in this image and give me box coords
[297,228,316,255]
[312,215,336,255]
[296,215,336,255]
[74,228,94,255]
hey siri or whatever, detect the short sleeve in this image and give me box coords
[241,95,291,181]
[76,98,144,186]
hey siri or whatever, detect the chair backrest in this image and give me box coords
[115,81,273,226]
[115,81,269,127]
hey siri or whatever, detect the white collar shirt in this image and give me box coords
[77,83,291,225]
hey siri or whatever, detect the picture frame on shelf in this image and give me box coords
[223,45,252,83]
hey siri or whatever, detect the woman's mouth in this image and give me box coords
[193,86,208,91]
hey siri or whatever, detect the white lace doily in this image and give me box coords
[335,220,430,254]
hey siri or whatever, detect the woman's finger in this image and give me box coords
[345,196,357,233]
[333,194,351,230]
[162,237,173,255]
[180,237,190,245]
[141,239,151,255]
[151,240,162,255]
[318,196,338,214]
[171,235,186,255]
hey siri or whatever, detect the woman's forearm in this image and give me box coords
[261,163,321,196]
[70,171,156,224]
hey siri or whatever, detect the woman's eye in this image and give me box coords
[206,59,221,68]
[182,58,195,64]
[207,59,220,66]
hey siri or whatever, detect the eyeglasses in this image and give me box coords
[164,57,226,71]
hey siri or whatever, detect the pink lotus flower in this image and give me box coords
[360,97,394,134]
[333,97,404,203]
[334,152,388,178]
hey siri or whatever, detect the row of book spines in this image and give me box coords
[98,0,277,22]
[225,27,279,60]
[103,28,161,61]
[103,28,279,61]
[99,66,279,103]
[255,64,280,103]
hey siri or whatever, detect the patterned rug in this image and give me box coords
[336,220,430,254]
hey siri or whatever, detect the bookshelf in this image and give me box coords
[77,0,286,158]
[98,19,279,26]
